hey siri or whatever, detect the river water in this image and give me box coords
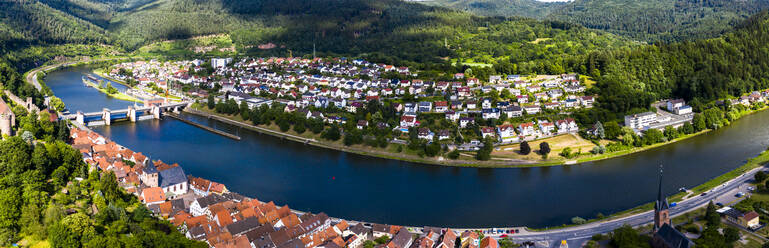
[45,66,769,228]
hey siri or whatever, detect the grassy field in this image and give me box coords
[492,134,603,162]
[135,34,237,58]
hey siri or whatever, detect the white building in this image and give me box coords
[624,112,658,130]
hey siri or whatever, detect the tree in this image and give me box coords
[51,166,69,188]
[49,96,65,112]
[703,108,723,129]
[705,201,721,227]
[663,126,679,140]
[207,95,215,109]
[0,187,22,231]
[520,141,531,155]
[603,121,622,140]
[723,227,740,243]
[32,145,52,175]
[693,114,706,131]
[539,142,551,158]
[642,129,664,145]
[756,171,767,183]
[239,101,250,120]
[610,225,650,248]
[681,122,694,134]
[322,125,341,141]
[100,171,120,204]
[593,121,605,139]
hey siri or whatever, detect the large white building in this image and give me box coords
[625,112,658,130]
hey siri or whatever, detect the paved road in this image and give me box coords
[487,166,768,246]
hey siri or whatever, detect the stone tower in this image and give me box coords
[654,165,671,232]
[0,98,15,137]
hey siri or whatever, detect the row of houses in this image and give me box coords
[70,127,505,248]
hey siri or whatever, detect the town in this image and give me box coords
[103,57,711,163]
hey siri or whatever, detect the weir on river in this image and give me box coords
[45,66,769,228]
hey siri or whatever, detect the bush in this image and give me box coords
[571,216,587,225]
[560,147,573,158]
[447,150,460,159]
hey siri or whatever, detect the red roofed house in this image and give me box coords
[141,187,166,205]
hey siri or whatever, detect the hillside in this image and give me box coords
[420,0,563,18]
[572,10,769,121]
[40,0,627,70]
[0,0,108,51]
[549,0,769,42]
[427,0,769,42]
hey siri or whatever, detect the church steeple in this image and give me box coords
[654,164,671,232]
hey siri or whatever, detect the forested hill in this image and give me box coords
[425,0,769,42]
[0,0,108,51]
[577,10,769,121]
[23,0,630,70]
[420,0,563,18]
[549,0,769,42]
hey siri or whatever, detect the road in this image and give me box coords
[484,165,768,247]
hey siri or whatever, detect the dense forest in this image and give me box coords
[549,0,769,42]
[430,0,769,42]
[571,11,769,122]
[421,0,563,19]
[0,0,108,51]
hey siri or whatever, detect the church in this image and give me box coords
[651,167,695,248]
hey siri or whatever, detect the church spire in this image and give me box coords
[655,164,669,211]
[654,164,671,232]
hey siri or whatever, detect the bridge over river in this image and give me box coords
[63,101,191,126]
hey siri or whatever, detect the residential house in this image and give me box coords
[434,101,449,113]
[496,125,518,143]
[539,121,555,135]
[418,128,434,140]
[400,116,417,128]
[503,106,523,118]
[518,122,536,136]
[141,187,166,205]
[523,105,540,115]
[724,208,760,230]
[445,111,460,122]
[438,130,451,140]
[459,117,475,128]
[482,108,500,119]
[386,229,413,248]
[555,118,578,134]
[480,127,496,139]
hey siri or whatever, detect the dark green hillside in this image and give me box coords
[101,0,630,68]
[549,0,769,42]
[578,11,769,119]
[421,0,563,18]
[426,0,769,42]
[0,0,108,50]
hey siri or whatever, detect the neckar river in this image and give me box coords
[46,66,769,228]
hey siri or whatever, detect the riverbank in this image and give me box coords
[185,103,758,169]
[182,107,533,168]
[81,78,143,103]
